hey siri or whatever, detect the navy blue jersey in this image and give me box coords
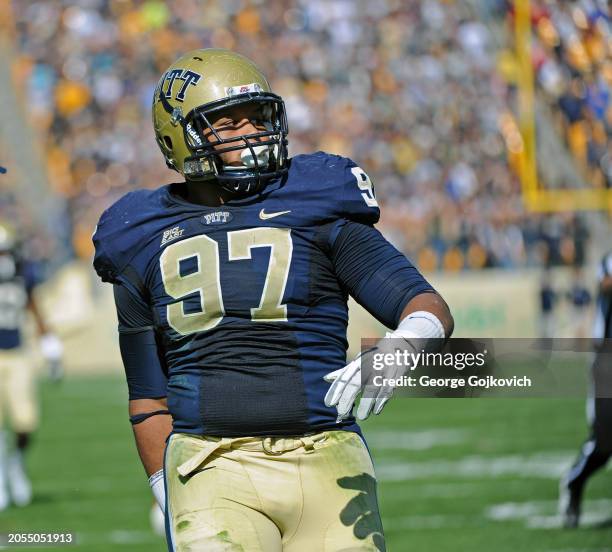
[0,250,38,350]
[94,152,435,436]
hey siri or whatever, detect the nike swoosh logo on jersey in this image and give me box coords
[259,209,291,220]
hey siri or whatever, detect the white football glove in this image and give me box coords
[324,355,365,420]
[40,333,64,382]
[40,333,63,361]
[324,339,414,421]
[324,311,445,421]
[148,469,166,514]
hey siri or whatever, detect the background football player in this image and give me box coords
[93,49,453,551]
[559,250,612,528]
[0,216,63,509]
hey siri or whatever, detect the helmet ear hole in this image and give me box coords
[163,135,173,150]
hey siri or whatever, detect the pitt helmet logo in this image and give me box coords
[159,69,202,102]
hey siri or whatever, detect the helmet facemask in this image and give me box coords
[159,88,289,196]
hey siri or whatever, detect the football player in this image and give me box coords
[559,251,612,528]
[0,217,63,509]
[93,49,453,551]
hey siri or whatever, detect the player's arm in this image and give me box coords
[326,157,452,335]
[27,294,64,380]
[22,262,64,377]
[325,220,453,419]
[397,291,454,338]
[113,283,171,512]
[129,397,171,476]
[27,293,48,334]
[328,220,453,334]
[129,396,171,512]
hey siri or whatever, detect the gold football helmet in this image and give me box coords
[152,48,289,195]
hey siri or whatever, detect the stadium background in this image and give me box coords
[0,0,611,550]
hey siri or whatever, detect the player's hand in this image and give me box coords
[324,337,415,421]
[41,333,63,360]
[325,311,446,421]
[40,333,64,381]
[323,355,363,420]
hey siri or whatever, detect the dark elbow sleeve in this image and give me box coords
[331,221,436,328]
[114,283,167,400]
[119,329,168,400]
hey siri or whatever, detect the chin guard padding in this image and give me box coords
[240,144,270,168]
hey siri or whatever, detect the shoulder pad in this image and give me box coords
[289,152,380,225]
[92,189,162,283]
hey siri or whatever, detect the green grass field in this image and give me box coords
[1,375,611,551]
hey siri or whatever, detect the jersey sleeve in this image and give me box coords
[113,283,168,400]
[338,156,380,225]
[93,210,120,284]
[329,221,436,329]
[92,189,154,285]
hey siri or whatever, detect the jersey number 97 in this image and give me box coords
[160,228,292,335]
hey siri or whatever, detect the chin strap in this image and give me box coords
[217,166,288,196]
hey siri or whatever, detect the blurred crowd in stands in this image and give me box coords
[524,0,611,189]
[5,0,610,270]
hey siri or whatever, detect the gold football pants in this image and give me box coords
[0,348,37,433]
[165,430,385,551]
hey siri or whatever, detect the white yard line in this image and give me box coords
[375,451,594,480]
[486,499,612,529]
[365,429,471,450]
[380,481,491,499]
[383,514,474,530]
[380,499,612,532]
